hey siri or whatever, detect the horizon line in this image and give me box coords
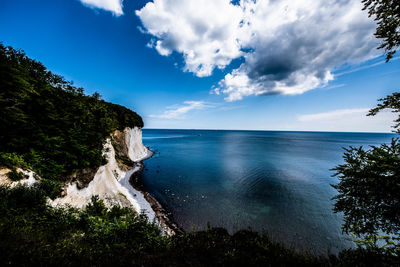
[142,128,395,134]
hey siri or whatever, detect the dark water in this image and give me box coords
[141,129,395,254]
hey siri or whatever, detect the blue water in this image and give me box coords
[141,129,395,254]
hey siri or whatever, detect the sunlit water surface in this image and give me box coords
[141,129,395,254]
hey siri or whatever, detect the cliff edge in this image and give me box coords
[51,127,156,221]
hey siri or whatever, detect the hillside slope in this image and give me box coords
[0,44,143,194]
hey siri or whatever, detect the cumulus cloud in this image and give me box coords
[79,0,124,16]
[137,0,379,101]
[149,101,214,119]
[136,0,243,77]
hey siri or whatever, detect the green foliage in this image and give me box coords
[6,168,25,181]
[337,1,400,249]
[332,140,400,240]
[0,185,165,266]
[333,92,400,255]
[368,92,400,133]
[38,178,63,200]
[336,246,399,267]
[1,185,397,266]
[362,0,400,61]
[0,152,30,169]
[0,44,143,185]
[168,227,327,266]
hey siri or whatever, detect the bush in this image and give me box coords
[6,167,25,181]
[0,152,30,169]
[0,185,398,266]
[38,179,63,199]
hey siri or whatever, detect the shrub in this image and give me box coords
[6,167,25,181]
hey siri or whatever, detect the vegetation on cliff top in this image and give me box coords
[0,43,143,187]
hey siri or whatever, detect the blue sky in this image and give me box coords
[1,0,399,132]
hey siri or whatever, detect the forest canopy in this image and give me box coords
[0,44,143,186]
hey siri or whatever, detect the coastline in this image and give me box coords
[8,127,180,236]
[47,127,180,235]
[129,148,184,236]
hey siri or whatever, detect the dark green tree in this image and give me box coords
[368,92,400,132]
[362,0,400,61]
[332,2,400,254]
[332,94,400,254]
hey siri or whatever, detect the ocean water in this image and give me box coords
[141,129,395,254]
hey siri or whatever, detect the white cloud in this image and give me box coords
[137,0,380,101]
[79,0,124,16]
[149,101,213,119]
[136,0,244,77]
[298,108,370,122]
[292,108,397,132]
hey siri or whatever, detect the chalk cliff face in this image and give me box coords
[111,127,149,167]
[51,127,155,221]
[126,127,148,162]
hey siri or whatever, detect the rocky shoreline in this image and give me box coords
[129,152,184,236]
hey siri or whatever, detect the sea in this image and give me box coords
[141,129,395,254]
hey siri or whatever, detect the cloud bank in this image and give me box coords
[292,108,397,132]
[79,0,124,16]
[150,101,213,119]
[298,108,370,122]
[137,0,379,101]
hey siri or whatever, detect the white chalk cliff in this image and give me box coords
[126,127,148,162]
[51,127,156,221]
